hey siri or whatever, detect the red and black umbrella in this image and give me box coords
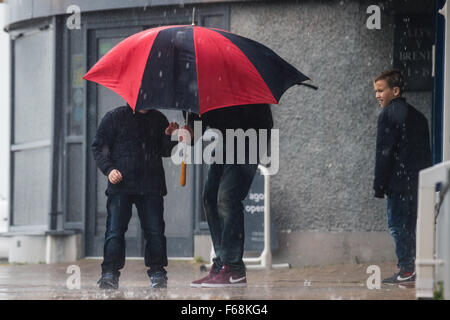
[83,25,314,115]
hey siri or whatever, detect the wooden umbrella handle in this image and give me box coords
[180,161,186,186]
[180,112,189,187]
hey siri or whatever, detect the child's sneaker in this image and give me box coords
[190,263,220,288]
[97,272,119,290]
[201,264,247,288]
[150,271,168,288]
[382,270,415,285]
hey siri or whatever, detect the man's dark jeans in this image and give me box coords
[101,194,167,277]
[386,192,417,273]
[203,163,258,273]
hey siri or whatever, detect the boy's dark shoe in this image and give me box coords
[150,271,168,288]
[382,270,416,285]
[97,272,119,290]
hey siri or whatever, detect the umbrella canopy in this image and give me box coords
[83,25,313,115]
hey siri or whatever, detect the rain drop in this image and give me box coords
[186,62,190,69]
[159,70,163,78]
[158,51,162,58]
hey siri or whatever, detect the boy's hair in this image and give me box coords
[374,70,404,95]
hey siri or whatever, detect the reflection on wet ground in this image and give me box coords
[0,259,415,300]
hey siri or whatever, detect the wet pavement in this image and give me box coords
[0,258,415,300]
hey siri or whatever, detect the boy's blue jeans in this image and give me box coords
[203,163,258,273]
[386,192,417,273]
[101,194,167,277]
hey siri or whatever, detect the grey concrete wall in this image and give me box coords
[274,231,396,266]
[7,233,82,264]
[230,0,432,265]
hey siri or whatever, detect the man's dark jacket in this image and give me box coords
[92,106,177,196]
[373,97,432,198]
[187,104,273,164]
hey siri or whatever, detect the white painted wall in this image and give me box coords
[0,2,11,237]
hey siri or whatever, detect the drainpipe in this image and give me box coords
[441,1,450,161]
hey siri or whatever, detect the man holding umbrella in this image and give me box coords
[92,105,179,289]
[187,104,273,288]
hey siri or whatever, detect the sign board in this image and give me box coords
[243,168,278,252]
[393,14,433,91]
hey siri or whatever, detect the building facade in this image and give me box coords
[1,0,441,266]
[0,1,11,258]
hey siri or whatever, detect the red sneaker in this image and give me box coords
[190,263,219,288]
[201,265,247,288]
